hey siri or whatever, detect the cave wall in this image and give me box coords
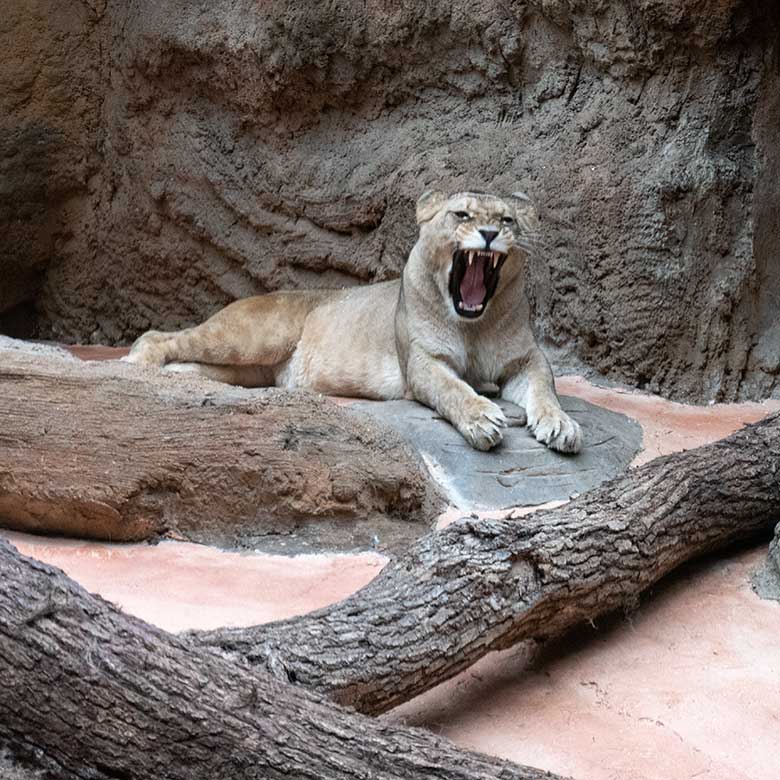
[0,0,104,335]
[1,0,778,402]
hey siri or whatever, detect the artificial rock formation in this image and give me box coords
[0,348,439,551]
[752,522,780,602]
[1,0,779,402]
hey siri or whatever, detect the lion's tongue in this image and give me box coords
[460,256,487,306]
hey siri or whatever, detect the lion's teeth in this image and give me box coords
[468,251,474,266]
[493,254,498,268]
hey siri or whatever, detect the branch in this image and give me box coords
[0,539,565,780]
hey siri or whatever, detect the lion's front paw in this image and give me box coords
[459,397,507,451]
[122,331,169,367]
[529,404,582,454]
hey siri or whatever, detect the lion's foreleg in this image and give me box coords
[500,349,582,454]
[406,351,506,451]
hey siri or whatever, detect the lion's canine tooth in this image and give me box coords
[492,254,498,268]
[468,251,474,266]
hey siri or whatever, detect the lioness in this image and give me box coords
[125,190,582,453]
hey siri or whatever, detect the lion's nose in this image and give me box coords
[479,229,499,248]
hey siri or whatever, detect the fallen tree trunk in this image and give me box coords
[0,348,438,551]
[0,539,563,780]
[195,413,780,714]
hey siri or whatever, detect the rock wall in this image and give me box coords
[752,522,780,602]
[0,1,104,334]
[1,0,778,402]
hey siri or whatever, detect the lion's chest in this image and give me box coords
[448,331,504,386]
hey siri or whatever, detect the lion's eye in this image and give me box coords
[501,216,514,226]
[453,211,471,220]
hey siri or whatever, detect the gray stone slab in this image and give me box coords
[351,396,643,511]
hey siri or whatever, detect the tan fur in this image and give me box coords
[125,191,582,453]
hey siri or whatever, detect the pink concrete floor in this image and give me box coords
[556,376,780,465]
[3,373,779,780]
[4,531,385,633]
[388,546,779,780]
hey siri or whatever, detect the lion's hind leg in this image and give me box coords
[123,322,236,369]
[123,293,317,386]
[123,329,191,368]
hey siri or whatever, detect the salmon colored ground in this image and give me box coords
[4,370,779,780]
[4,531,385,633]
[389,547,778,780]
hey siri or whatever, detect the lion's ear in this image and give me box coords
[507,191,541,248]
[508,190,539,224]
[508,190,534,216]
[416,190,447,224]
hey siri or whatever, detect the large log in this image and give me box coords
[195,413,780,714]
[0,348,439,550]
[0,538,563,780]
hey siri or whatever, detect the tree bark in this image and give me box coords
[195,414,780,715]
[0,348,438,550]
[0,539,563,780]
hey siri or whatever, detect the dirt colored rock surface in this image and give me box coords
[0,2,104,337]
[0,344,440,552]
[752,522,780,602]
[1,1,779,404]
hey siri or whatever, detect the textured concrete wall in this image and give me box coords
[1,0,778,402]
[0,1,104,332]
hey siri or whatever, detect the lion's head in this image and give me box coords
[411,190,539,320]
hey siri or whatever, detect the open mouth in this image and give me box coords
[449,249,507,318]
